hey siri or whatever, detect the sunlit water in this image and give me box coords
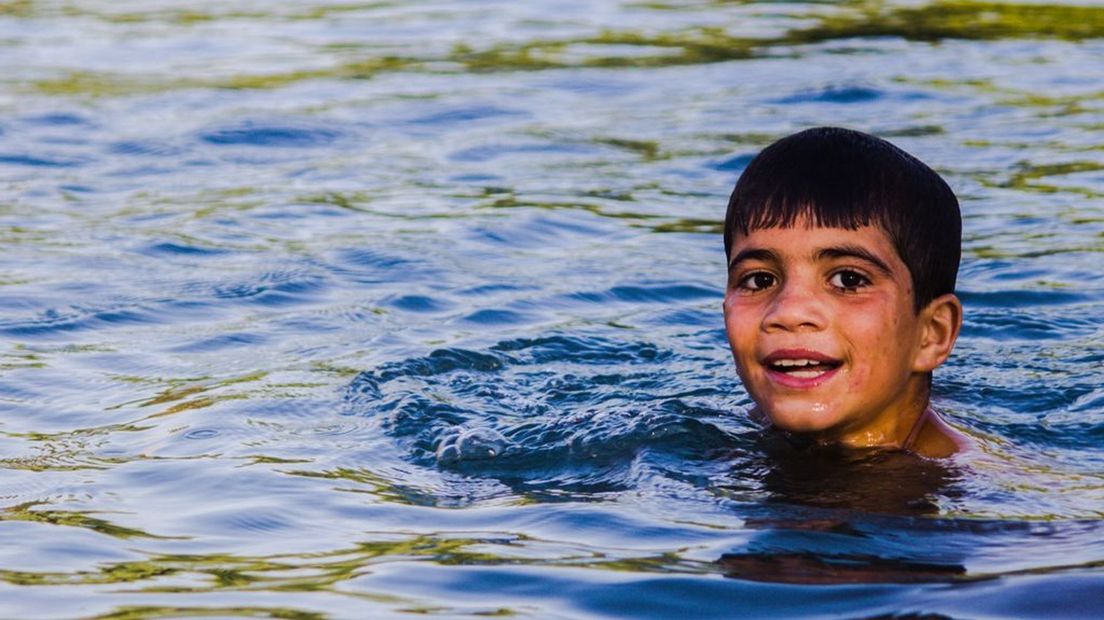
[1,1,1103,617]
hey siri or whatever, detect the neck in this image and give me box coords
[832,381,931,450]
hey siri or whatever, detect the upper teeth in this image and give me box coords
[774,359,820,367]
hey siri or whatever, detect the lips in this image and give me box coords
[761,348,842,388]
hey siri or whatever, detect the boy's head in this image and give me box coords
[724,127,960,312]
[722,127,963,448]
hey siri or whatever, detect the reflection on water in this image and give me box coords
[754,438,961,515]
[1,0,1103,617]
[718,551,967,585]
[717,440,969,585]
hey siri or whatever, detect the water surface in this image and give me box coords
[1,1,1103,617]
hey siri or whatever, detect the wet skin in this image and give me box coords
[723,220,965,456]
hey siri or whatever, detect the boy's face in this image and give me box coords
[723,220,935,446]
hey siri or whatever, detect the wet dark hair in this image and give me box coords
[724,127,961,312]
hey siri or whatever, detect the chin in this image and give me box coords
[761,403,840,434]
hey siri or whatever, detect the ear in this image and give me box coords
[913,293,962,372]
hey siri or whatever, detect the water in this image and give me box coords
[1,1,1103,617]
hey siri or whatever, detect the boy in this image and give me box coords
[723,127,968,457]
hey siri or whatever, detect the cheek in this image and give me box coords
[838,298,913,375]
[723,298,756,342]
[723,299,760,370]
[722,293,740,333]
[722,290,741,317]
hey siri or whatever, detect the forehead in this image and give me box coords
[732,222,894,253]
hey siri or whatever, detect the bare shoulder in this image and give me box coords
[912,409,970,458]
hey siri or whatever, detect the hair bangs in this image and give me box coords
[736,188,887,236]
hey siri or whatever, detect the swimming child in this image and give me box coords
[723,127,969,458]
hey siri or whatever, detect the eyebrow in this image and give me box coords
[727,248,779,270]
[817,244,894,276]
[727,244,895,276]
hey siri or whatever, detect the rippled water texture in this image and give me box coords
[1,1,1103,617]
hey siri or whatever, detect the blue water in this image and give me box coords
[1,1,1103,617]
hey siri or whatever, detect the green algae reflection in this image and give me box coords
[0,531,709,594]
[456,1,1104,71]
[24,1,1104,97]
[92,607,326,620]
[1,501,179,540]
[798,1,1104,43]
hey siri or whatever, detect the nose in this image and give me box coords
[762,279,826,332]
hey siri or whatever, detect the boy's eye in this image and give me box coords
[739,272,777,291]
[829,270,869,290]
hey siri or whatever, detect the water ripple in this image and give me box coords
[0,303,161,337]
[0,154,82,168]
[570,283,720,304]
[210,269,328,306]
[199,120,343,148]
[964,307,1099,340]
[775,85,885,104]
[142,241,232,257]
[21,113,92,127]
[960,288,1094,308]
[345,335,745,498]
[405,105,527,127]
[107,140,187,157]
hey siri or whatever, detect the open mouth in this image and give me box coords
[761,350,843,384]
[765,358,842,379]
